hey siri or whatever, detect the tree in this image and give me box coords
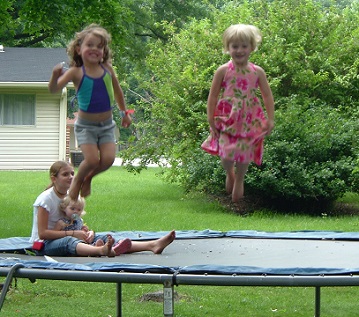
[121,0,359,212]
[1,0,214,64]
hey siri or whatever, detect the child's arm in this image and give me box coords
[53,219,66,231]
[105,62,132,128]
[81,217,89,232]
[257,66,275,134]
[207,65,227,138]
[81,224,89,232]
[48,64,78,93]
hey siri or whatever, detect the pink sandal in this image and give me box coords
[112,238,132,256]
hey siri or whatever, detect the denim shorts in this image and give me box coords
[42,236,81,256]
[75,117,116,146]
[40,234,109,256]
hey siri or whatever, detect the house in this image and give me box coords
[0,46,70,170]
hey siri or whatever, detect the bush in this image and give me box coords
[245,97,359,213]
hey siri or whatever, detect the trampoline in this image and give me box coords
[1,229,359,316]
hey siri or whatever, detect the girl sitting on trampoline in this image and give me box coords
[30,160,176,257]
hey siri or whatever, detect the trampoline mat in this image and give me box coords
[1,230,359,275]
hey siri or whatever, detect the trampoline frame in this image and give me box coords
[2,264,359,317]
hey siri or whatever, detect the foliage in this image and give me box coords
[121,0,359,212]
[246,98,359,213]
[0,0,215,66]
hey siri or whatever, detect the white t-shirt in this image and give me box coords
[29,187,63,242]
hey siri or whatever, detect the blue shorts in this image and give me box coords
[40,234,109,256]
[75,117,116,146]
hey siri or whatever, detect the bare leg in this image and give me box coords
[81,142,116,197]
[69,144,100,200]
[127,230,176,254]
[75,234,115,257]
[232,163,249,203]
[221,158,235,195]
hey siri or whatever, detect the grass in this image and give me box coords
[1,166,359,316]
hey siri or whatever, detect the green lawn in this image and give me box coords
[1,166,359,316]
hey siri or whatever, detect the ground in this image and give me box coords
[212,194,359,217]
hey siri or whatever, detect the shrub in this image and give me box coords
[245,97,359,213]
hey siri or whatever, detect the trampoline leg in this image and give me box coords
[163,280,174,317]
[116,282,122,317]
[0,263,24,312]
[315,286,321,317]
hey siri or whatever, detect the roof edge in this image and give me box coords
[0,82,74,88]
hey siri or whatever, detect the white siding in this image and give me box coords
[0,87,67,170]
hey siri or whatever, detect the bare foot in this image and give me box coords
[152,230,176,254]
[95,240,104,247]
[113,238,132,256]
[80,177,92,197]
[102,234,115,257]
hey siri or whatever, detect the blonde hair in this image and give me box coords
[59,195,86,217]
[67,24,112,67]
[223,24,262,53]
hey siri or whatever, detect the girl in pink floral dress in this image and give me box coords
[201,24,275,202]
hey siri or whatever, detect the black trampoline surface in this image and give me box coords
[1,230,359,275]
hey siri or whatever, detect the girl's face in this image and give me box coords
[78,33,105,64]
[228,40,253,67]
[64,202,83,219]
[52,165,74,192]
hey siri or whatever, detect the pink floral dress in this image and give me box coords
[201,61,268,165]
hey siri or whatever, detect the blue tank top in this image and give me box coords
[76,64,115,113]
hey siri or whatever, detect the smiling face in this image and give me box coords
[228,40,253,68]
[77,33,105,65]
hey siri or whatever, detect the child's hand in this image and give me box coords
[121,113,132,128]
[52,63,65,78]
[264,119,275,135]
[209,120,220,139]
[85,230,95,244]
[81,225,89,232]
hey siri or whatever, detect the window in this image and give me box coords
[0,94,35,125]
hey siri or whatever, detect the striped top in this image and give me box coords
[76,64,114,113]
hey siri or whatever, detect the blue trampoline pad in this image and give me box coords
[1,230,359,275]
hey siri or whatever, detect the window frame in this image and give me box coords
[0,93,36,126]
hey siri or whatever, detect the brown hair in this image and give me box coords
[67,24,112,67]
[46,161,73,190]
